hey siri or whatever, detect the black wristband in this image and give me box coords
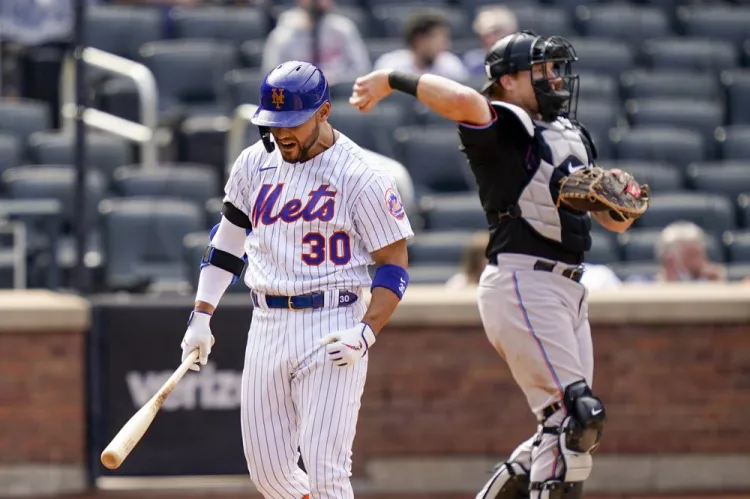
[388,71,421,97]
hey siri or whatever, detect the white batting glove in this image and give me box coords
[181,310,214,371]
[318,323,377,368]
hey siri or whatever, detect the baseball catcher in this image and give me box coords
[350,30,650,499]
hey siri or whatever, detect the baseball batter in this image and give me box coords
[351,31,647,499]
[180,61,413,499]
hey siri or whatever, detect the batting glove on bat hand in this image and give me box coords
[181,310,214,371]
[318,323,377,368]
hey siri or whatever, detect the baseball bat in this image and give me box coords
[100,337,213,470]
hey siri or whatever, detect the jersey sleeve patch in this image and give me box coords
[384,187,406,220]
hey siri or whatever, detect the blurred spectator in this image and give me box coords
[638,221,727,283]
[463,6,518,76]
[580,264,622,291]
[374,11,469,82]
[262,0,371,84]
[446,232,489,289]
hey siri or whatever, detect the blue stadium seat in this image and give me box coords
[170,6,269,43]
[510,6,575,37]
[677,6,750,46]
[585,129,612,161]
[140,40,237,118]
[420,193,485,231]
[619,70,721,103]
[0,134,20,174]
[99,198,204,292]
[641,38,737,72]
[0,99,51,158]
[372,6,470,39]
[27,131,132,181]
[716,126,750,160]
[225,69,264,110]
[611,127,706,172]
[408,230,477,265]
[624,99,724,146]
[726,263,750,282]
[720,70,750,125]
[687,162,750,200]
[576,4,672,45]
[85,6,163,60]
[364,0,451,6]
[565,38,635,79]
[598,160,684,193]
[723,230,750,263]
[174,115,233,172]
[240,40,265,69]
[635,193,735,236]
[585,232,620,264]
[113,164,219,215]
[577,72,618,103]
[576,100,622,133]
[618,228,723,262]
[407,264,460,285]
[395,126,473,197]
[329,101,403,158]
[738,193,750,228]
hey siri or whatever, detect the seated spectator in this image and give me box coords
[446,232,489,289]
[374,11,469,82]
[262,0,371,83]
[580,264,622,291]
[463,6,518,76]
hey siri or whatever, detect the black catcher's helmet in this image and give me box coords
[481,30,579,122]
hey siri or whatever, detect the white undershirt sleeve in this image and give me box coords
[195,216,248,308]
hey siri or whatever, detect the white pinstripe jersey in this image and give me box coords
[224,133,414,296]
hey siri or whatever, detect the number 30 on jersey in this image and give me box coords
[302,232,351,266]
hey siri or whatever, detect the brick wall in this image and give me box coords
[355,323,750,462]
[0,331,85,463]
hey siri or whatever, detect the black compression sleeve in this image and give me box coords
[222,202,252,229]
[388,71,421,97]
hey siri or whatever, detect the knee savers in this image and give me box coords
[562,380,606,455]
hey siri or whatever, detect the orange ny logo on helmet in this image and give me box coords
[271,88,285,110]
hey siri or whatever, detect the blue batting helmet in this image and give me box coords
[251,61,331,128]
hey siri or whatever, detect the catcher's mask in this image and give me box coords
[481,31,580,122]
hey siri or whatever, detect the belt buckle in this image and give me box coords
[287,296,299,310]
[567,266,584,282]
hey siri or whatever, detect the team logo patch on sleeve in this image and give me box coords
[384,188,405,220]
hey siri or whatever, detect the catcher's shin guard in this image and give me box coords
[476,461,530,499]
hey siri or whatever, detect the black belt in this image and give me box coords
[251,291,358,310]
[488,256,585,283]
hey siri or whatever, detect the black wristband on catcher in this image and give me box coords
[388,71,420,97]
[609,210,629,222]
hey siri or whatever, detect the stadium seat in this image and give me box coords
[240,40,265,70]
[225,69,264,110]
[677,6,750,46]
[720,70,750,125]
[183,231,249,294]
[738,194,750,228]
[576,100,622,133]
[585,232,620,264]
[619,70,721,103]
[577,72,618,103]
[687,162,750,200]
[170,6,269,43]
[99,198,204,292]
[0,99,51,158]
[329,102,403,158]
[113,164,219,216]
[641,38,737,72]
[139,40,237,118]
[204,198,223,230]
[420,193,485,231]
[723,230,750,263]
[611,127,706,172]
[458,0,538,14]
[0,134,21,174]
[624,99,724,146]
[175,115,232,173]
[407,230,477,265]
[635,193,735,236]
[608,261,660,282]
[331,6,374,38]
[551,0,605,15]
[510,6,575,37]
[585,129,612,161]
[576,5,672,45]
[619,228,723,262]
[407,264,460,285]
[85,6,162,60]
[364,0,452,7]
[395,127,473,197]
[27,131,133,181]
[564,38,635,79]
[716,126,750,161]
[598,160,684,193]
[726,263,750,282]
[372,6,470,39]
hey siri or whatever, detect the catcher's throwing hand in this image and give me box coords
[349,69,394,113]
[318,323,377,368]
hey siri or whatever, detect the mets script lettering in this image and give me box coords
[253,184,337,226]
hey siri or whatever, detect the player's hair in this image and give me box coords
[404,11,449,47]
[655,221,706,261]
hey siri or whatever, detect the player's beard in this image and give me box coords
[295,121,321,164]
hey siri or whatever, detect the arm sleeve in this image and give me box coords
[195,216,248,307]
[352,173,414,253]
[223,148,253,219]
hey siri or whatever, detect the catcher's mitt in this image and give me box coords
[556,166,651,220]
